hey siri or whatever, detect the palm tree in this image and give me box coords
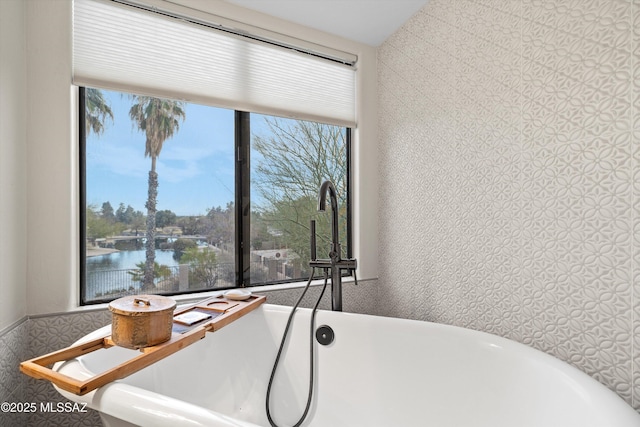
[85,88,113,136]
[129,95,186,289]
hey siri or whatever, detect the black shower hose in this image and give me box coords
[265,267,328,427]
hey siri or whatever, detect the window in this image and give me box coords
[249,114,351,285]
[80,87,351,304]
[74,0,356,304]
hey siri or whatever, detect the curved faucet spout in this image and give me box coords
[312,180,357,311]
[318,180,340,256]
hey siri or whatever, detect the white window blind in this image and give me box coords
[73,0,357,127]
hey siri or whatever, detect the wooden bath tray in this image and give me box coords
[20,293,265,396]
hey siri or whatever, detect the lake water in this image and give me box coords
[85,249,183,300]
[87,249,180,271]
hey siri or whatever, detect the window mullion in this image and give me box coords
[234,111,251,287]
[346,128,353,260]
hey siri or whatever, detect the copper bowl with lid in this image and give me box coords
[108,295,176,349]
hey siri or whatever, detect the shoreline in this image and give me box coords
[86,247,119,258]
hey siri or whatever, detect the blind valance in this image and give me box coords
[73,0,357,127]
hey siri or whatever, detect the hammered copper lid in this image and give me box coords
[108,294,176,316]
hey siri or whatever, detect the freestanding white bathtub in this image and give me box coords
[54,303,640,427]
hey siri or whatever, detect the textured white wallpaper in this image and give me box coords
[377,0,639,409]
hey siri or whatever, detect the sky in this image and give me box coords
[86,90,264,216]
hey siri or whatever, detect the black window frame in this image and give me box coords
[79,87,353,305]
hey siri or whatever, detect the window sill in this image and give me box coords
[69,277,360,315]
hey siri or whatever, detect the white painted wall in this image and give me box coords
[0,0,27,330]
[22,0,378,315]
[25,0,76,315]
